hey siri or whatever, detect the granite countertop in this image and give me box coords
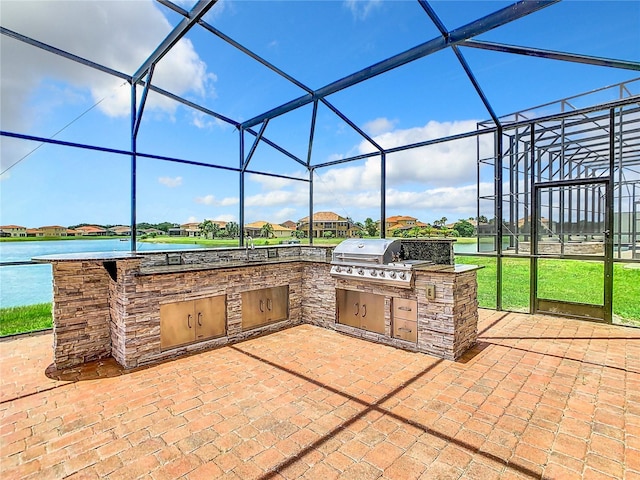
[414,263,484,273]
[32,252,143,262]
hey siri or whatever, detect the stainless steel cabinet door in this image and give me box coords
[241,289,265,330]
[336,289,361,328]
[195,296,226,341]
[266,286,288,323]
[160,300,195,349]
[359,292,385,334]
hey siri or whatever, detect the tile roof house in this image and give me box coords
[108,226,131,236]
[75,225,108,236]
[280,220,297,230]
[297,211,360,238]
[385,216,429,234]
[38,225,71,237]
[26,228,44,237]
[245,221,294,238]
[0,225,27,237]
[169,221,227,237]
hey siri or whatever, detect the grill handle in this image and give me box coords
[354,302,359,316]
[334,254,380,263]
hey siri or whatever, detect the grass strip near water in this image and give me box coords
[0,303,52,336]
[457,255,640,326]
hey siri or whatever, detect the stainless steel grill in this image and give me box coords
[330,239,432,288]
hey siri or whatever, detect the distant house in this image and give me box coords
[0,225,27,237]
[26,228,43,237]
[169,221,227,237]
[245,221,294,239]
[297,212,360,238]
[280,220,297,230]
[38,225,69,237]
[108,226,131,236]
[181,222,202,238]
[66,229,82,237]
[75,225,108,236]
[140,228,165,236]
[385,216,428,235]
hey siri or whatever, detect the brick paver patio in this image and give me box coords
[1,309,639,479]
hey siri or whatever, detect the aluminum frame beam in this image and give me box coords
[133,0,218,83]
[241,0,559,129]
[418,0,501,126]
[0,130,309,183]
[463,39,640,71]
[1,26,131,81]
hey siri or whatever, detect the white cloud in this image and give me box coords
[158,176,183,188]
[195,194,239,206]
[273,208,298,222]
[358,120,493,187]
[344,0,383,20]
[191,111,228,130]
[245,190,307,207]
[213,213,237,222]
[238,119,495,222]
[0,0,216,131]
[363,117,397,135]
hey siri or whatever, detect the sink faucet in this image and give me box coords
[246,236,255,257]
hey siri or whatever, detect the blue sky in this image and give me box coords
[1,0,639,229]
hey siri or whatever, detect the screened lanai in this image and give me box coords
[1,0,639,324]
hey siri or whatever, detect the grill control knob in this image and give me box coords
[335,266,342,273]
[369,269,377,277]
[357,268,364,275]
[389,271,396,278]
[399,272,406,280]
[378,270,385,277]
[347,267,352,274]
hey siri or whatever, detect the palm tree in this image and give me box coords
[198,219,214,239]
[261,223,274,238]
[225,221,239,238]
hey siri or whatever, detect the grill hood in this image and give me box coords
[331,238,403,265]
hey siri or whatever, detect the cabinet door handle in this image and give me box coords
[398,327,412,333]
[362,304,367,318]
[267,298,272,311]
[197,312,202,327]
[354,302,359,316]
[260,299,264,312]
[187,314,192,328]
[398,306,412,312]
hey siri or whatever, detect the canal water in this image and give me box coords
[0,239,204,308]
[0,239,480,308]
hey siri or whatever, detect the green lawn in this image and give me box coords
[456,255,640,326]
[0,303,52,336]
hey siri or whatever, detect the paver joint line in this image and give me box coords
[0,310,638,480]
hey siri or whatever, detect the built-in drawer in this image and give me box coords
[393,318,417,343]
[393,298,417,321]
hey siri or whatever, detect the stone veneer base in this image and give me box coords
[44,246,478,369]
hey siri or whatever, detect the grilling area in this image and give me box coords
[32,238,480,370]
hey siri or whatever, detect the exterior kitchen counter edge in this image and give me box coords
[35,240,481,370]
[414,263,483,273]
[136,255,330,275]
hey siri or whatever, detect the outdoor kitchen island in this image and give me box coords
[34,239,481,370]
